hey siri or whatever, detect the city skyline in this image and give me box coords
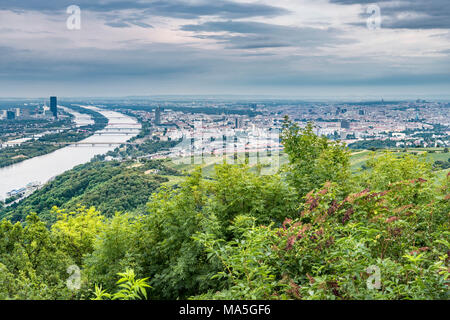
[0,0,449,98]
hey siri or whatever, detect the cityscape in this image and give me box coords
[4,98,449,154]
[1,96,449,202]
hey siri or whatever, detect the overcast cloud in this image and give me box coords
[0,0,449,98]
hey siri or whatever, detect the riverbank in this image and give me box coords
[0,106,141,201]
[0,158,180,223]
[0,106,108,168]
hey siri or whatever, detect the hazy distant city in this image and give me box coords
[1,96,448,201]
[2,97,449,155]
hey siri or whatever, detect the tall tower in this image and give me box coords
[6,110,15,120]
[50,96,58,118]
[341,120,350,129]
[235,117,243,129]
[155,106,161,125]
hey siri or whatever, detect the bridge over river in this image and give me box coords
[0,106,141,200]
[48,141,139,147]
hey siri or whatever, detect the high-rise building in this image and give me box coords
[50,96,58,118]
[15,108,21,117]
[341,120,351,129]
[235,117,243,129]
[6,110,15,120]
[155,107,161,125]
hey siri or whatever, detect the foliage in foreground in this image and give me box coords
[93,269,151,300]
[194,179,449,299]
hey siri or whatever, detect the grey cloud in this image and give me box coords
[1,1,449,96]
[0,0,289,19]
[105,21,130,28]
[0,42,449,97]
[103,17,153,29]
[330,0,450,29]
[182,20,351,49]
[98,11,154,29]
[131,21,153,28]
[0,44,214,81]
[0,0,289,31]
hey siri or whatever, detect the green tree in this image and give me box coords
[0,213,74,299]
[193,179,449,300]
[281,118,351,199]
[207,164,297,233]
[84,213,142,292]
[360,151,433,191]
[193,215,285,300]
[51,206,106,265]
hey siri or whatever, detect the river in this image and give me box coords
[0,106,141,200]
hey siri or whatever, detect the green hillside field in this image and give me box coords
[168,148,450,179]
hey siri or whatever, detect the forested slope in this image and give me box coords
[0,159,179,223]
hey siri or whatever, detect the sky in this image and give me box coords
[0,0,449,99]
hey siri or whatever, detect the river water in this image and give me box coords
[0,106,141,200]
